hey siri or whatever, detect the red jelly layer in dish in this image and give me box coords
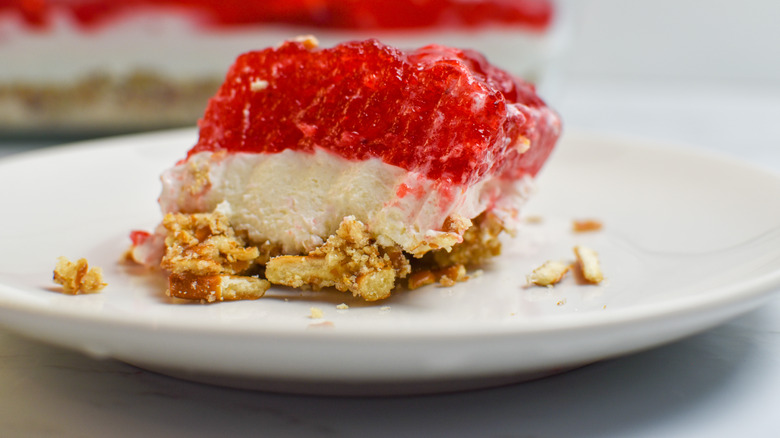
[2,0,553,31]
[191,39,560,186]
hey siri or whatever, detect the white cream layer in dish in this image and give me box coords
[157,149,534,256]
[0,13,563,83]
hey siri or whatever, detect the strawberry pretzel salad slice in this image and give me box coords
[128,36,561,302]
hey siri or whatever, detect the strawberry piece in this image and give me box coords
[129,230,151,246]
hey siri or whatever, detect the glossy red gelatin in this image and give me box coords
[191,39,560,186]
[1,0,553,31]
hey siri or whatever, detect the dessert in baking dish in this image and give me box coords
[128,36,561,302]
[0,0,560,135]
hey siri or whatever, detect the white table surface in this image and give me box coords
[2,81,780,437]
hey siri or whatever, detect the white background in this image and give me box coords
[564,0,780,86]
[555,0,780,170]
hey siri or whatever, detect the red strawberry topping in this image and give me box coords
[1,0,553,31]
[190,39,560,186]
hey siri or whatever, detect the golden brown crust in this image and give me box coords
[144,209,505,302]
[167,272,269,302]
[430,212,504,268]
[53,257,106,294]
[265,216,411,301]
[408,264,468,290]
[160,211,261,276]
[436,264,468,287]
[407,270,437,290]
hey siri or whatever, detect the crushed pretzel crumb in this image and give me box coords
[408,264,469,289]
[143,207,505,303]
[574,245,604,284]
[408,270,436,290]
[167,273,269,302]
[527,260,571,287]
[438,264,467,286]
[431,212,503,268]
[153,210,284,302]
[295,35,320,49]
[572,219,603,233]
[53,257,106,294]
[160,211,260,276]
[265,216,410,301]
[523,215,544,224]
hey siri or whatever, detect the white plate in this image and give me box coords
[1,129,780,396]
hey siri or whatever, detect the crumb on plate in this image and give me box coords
[53,257,106,294]
[573,245,604,284]
[572,219,603,233]
[523,215,544,224]
[309,307,324,319]
[527,260,571,287]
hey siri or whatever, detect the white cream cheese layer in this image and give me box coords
[159,149,533,255]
